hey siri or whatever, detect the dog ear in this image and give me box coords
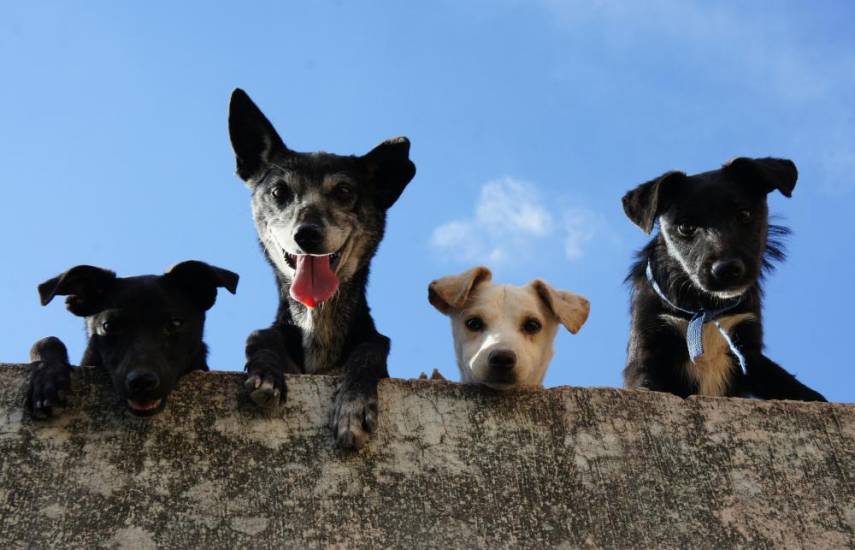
[362,136,417,209]
[428,266,492,314]
[38,265,117,316]
[228,88,288,182]
[724,157,798,198]
[622,171,686,234]
[532,280,590,334]
[163,261,239,311]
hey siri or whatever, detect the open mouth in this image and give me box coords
[126,398,163,415]
[709,286,750,300]
[283,249,343,272]
[282,246,348,309]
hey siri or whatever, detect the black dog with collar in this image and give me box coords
[622,156,825,401]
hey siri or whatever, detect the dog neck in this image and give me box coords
[278,269,368,374]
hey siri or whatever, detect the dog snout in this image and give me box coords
[711,259,746,286]
[125,370,160,393]
[294,223,324,252]
[488,349,517,371]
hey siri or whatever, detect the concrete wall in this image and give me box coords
[0,364,853,549]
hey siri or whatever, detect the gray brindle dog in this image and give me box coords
[228,88,416,449]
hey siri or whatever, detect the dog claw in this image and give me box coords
[248,374,282,408]
[28,357,72,420]
[244,352,287,408]
[332,387,378,450]
[244,374,262,391]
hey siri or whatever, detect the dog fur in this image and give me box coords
[622,156,825,401]
[34,261,238,417]
[227,88,416,449]
[429,266,589,389]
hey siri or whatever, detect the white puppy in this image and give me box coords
[429,266,590,389]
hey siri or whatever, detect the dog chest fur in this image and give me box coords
[660,312,756,396]
[290,301,345,375]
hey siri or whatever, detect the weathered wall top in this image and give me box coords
[0,364,853,549]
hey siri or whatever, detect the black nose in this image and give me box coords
[711,259,746,285]
[125,370,160,393]
[294,224,324,252]
[488,350,517,371]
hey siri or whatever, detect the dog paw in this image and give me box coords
[244,352,286,408]
[330,384,378,450]
[28,360,72,419]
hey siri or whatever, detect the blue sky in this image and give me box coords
[1,1,853,402]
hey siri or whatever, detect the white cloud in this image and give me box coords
[475,177,554,237]
[431,177,600,266]
[562,208,597,261]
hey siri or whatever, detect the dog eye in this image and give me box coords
[738,209,752,224]
[464,317,485,332]
[100,320,121,335]
[271,184,292,203]
[522,319,542,334]
[333,182,354,203]
[169,318,184,329]
[676,224,697,238]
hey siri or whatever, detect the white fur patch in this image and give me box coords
[661,312,756,396]
[659,219,707,291]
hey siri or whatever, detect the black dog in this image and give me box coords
[34,261,238,417]
[622,156,825,401]
[227,88,415,449]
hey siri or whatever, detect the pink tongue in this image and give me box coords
[290,255,339,308]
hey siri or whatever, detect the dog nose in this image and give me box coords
[488,350,517,371]
[125,370,160,393]
[294,224,324,252]
[711,259,746,284]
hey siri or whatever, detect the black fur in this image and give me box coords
[622,157,825,401]
[33,261,238,417]
[227,88,416,449]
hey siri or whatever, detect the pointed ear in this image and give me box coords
[531,280,590,334]
[38,265,117,316]
[163,261,239,311]
[428,266,492,314]
[622,171,686,234]
[228,88,288,182]
[724,157,798,198]
[362,136,416,209]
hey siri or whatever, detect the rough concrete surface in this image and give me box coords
[0,364,853,549]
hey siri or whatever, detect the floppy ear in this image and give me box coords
[724,157,798,198]
[622,171,686,234]
[38,265,117,316]
[428,266,492,314]
[531,280,590,334]
[163,261,239,311]
[362,136,417,209]
[228,88,288,182]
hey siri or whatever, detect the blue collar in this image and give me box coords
[645,261,747,374]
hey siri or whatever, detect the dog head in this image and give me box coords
[429,267,590,389]
[38,261,238,416]
[227,88,416,309]
[622,157,797,299]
